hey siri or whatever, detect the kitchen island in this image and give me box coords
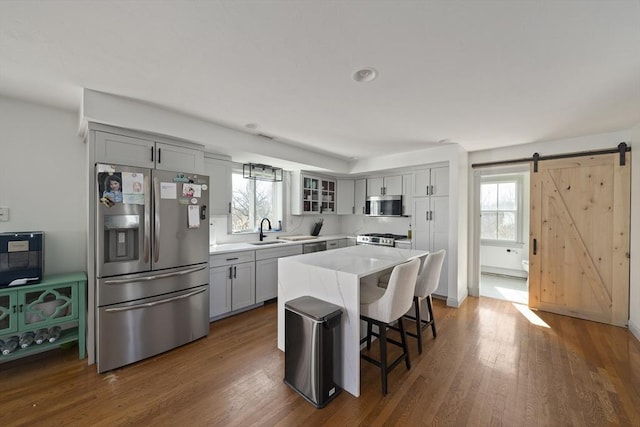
[277,245,428,397]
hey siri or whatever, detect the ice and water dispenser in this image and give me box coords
[103,214,140,262]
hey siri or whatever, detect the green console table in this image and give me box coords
[0,272,87,362]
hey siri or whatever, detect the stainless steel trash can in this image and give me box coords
[284,296,342,408]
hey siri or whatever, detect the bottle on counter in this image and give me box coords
[19,331,35,348]
[34,328,49,344]
[48,326,62,343]
[407,223,412,240]
[1,336,19,355]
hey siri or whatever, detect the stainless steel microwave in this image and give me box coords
[365,195,403,217]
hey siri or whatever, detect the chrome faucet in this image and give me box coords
[259,217,272,241]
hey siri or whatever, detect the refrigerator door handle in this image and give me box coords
[143,174,151,263]
[104,287,207,312]
[103,265,207,285]
[153,176,160,263]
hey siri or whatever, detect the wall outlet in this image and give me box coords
[0,207,9,221]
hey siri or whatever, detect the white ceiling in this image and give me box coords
[1,1,639,161]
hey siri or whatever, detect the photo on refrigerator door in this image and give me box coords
[122,172,144,205]
[98,172,122,207]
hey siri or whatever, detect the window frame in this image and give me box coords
[230,166,283,234]
[480,174,524,246]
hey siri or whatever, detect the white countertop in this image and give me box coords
[209,234,353,255]
[280,244,427,278]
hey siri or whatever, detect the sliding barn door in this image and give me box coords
[529,152,630,326]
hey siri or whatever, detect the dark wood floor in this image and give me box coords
[3,297,640,426]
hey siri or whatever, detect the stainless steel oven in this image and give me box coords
[356,233,407,247]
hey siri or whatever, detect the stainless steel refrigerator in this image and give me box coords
[95,164,210,372]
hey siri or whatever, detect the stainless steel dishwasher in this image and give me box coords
[302,241,327,254]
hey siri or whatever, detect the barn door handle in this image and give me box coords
[533,238,537,255]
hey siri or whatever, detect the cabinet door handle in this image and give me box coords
[426,186,430,196]
[228,202,232,214]
[158,148,162,164]
[150,147,154,162]
[430,210,434,221]
[12,305,17,313]
[19,304,24,312]
[352,206,355,214]
[430,184,435,195]
[226,257,239,261]
[233,266,237,279]
[228,266,233,280]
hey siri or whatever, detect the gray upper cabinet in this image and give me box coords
[367,175,402,196]
[95,131,155,168]
[95,130,204,173]
[336,179,366,215]
[204,157,232,215]
[154,142,204,174]
[354,179,367,215]
[413,166,449,197]
[337,179,355,215]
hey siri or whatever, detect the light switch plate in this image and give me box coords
[0,207,9,221]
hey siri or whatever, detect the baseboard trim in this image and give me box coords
[481,266,527,279]
[447,293,467,308]
[629,319,640,343]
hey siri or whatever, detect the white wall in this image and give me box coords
[469,128,639,338]
[0,96,87,274]
[340,215,410,237]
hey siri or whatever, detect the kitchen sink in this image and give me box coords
[249,240,288,246]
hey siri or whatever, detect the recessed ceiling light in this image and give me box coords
[245,123,258,129]
[352,68,378,83]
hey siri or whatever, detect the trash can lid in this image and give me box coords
[285,296,342,321]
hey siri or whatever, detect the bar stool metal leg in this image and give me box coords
[427,295,437,338]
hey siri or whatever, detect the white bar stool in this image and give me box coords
[360,258,421,395]
[405,249,446,354]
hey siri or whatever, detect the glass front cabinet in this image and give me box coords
[292,172,336,215]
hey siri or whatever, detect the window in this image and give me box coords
[480,176,522,242]
[231,168,283,233]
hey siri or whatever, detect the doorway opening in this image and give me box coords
[473,165,530,304]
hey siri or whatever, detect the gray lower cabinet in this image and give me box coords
[255,258,278,303]
[209,251,256,319]
[326,239,347,250]
[209,267,231,318]
[255,245,303,303]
